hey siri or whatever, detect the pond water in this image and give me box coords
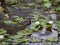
[0,0,60,45]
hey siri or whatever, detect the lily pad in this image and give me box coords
[43,2,51,8]
[55,21,60,30]
[4,20,17,24]
[39,19,47,26]
[0,29,6,34]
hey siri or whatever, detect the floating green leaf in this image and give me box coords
[39,19,47,26]
[55,6,60,11]
[4,21,17,24]
[55,21,60,30]
[0,29,6,35]
[43,2,51,8]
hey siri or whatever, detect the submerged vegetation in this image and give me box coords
[0,0,60,45]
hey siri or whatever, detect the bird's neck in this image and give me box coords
[29,19,32,24]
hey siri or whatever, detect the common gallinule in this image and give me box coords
[18,18,32,29]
